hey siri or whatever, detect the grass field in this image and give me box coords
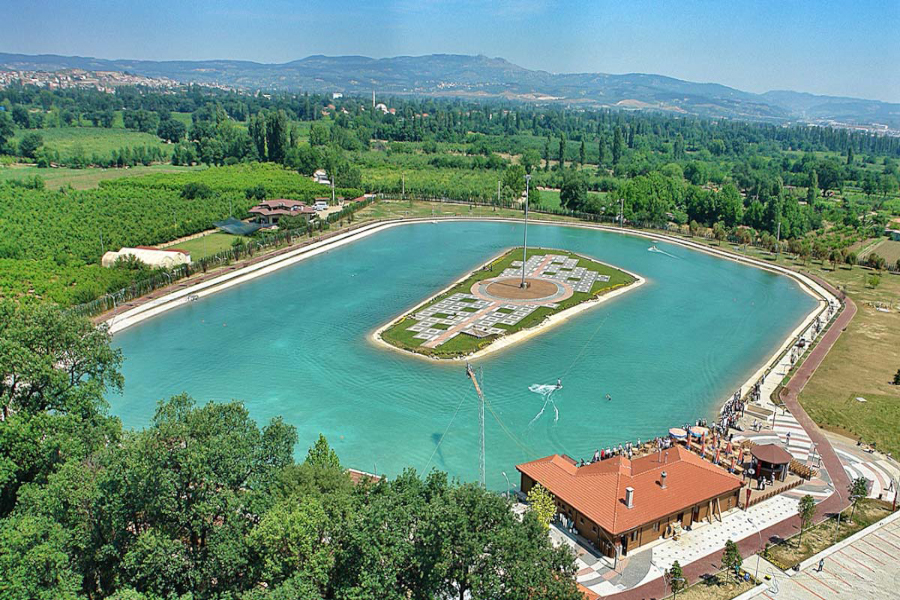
[9,126,171,160]
[379,246,635,358]
[0,164,204,190]
[163,232,248,260]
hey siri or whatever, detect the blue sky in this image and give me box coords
[2,0,898,102]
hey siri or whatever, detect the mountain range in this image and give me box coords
[2,52,898,131]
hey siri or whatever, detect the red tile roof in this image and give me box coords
[517,446,742,535]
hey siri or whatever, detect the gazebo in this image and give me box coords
[750,444,792,482]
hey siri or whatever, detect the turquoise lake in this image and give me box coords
[111,221,817,489]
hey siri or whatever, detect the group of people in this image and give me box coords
[747,378,765,404]
[584,440,639,465]
[575,436,679,467]
[717,391,746,433]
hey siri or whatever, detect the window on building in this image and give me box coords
[631,530,638,542]
[653,522,659,531]
[592,526,597,532]
[580,518,584,524]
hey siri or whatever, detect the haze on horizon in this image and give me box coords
[2,0,899,103]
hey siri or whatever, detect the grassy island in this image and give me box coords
[377,247,637,358]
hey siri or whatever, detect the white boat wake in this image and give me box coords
[648,245,678,258]
[528,383,560,425]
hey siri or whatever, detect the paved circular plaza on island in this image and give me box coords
[473,276,574,305]
[479,277,572,302]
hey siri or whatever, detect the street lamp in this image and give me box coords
[501,471,511,500]
[521,174,531,288]
[747,516,763,581]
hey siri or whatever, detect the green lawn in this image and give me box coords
[0,164,204,190]
[164,232,248,260]
[379,246,635,358]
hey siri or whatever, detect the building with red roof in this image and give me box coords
[517,446,742,557]
[249,199,316,226]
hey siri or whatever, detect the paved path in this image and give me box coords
[745,511,900,599]
[606,277,858,599]
[778,274,856,506]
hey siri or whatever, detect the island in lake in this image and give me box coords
[375,247,641,359]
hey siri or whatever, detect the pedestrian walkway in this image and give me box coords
[744,510,900,599]
[648,495,799,576]
[834,445,899,503]
[771,411,813,462]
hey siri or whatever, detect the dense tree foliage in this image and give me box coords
[0,303,582,600]
[0,164,360,304]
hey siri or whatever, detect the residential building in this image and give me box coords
[249,199,316,226]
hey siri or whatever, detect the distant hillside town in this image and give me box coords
[0,68,231,93]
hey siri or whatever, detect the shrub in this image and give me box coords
[181,182,213,199]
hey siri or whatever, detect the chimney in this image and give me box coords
[625,486,634,509]
[661,471,668,489]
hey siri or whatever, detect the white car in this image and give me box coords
[314,201,329,211]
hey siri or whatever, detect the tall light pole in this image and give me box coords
[747,516,763,581]
[502,471,511,500]
[521,174,531,288]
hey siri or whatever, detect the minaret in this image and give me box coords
[372,90,376,108]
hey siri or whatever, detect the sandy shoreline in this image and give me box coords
[103,215,837,418]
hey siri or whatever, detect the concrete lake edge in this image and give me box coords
[102,216,837,421]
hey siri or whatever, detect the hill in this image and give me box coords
[1,52,899,129]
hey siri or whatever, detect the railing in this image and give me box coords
[746,479,802,508]
[67,198,375,319]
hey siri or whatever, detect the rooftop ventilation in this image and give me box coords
[625,486,634,509]
[661,471,668,489]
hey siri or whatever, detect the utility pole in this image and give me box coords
[620,198,625,227]
[776,221,781,256]
[497,179,501,204]
[465,363,486,487]
[521,174,531,288]
[402,173,405,198]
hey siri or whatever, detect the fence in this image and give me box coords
[67,198,375,319]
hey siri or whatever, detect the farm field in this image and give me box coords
[0,163,204,190]
[10,126,172,160]
[860,238,900,265]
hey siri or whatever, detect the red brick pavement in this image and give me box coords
[607,275,857,599]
